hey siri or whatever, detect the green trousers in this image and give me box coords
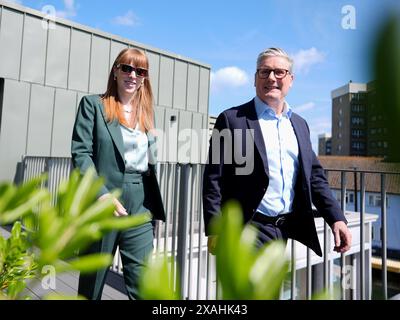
[78,172,154,300]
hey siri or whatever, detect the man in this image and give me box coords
[203,47,351,256]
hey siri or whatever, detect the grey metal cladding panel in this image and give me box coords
[0,80,30,181]
[186,64,199,112]
[89,36,110,94]
[173,60,187,110]
[198,68,210,115]
[154,105,165,162]
[51,89,76,157]
[26,85,54,156]
[46,24,70,88]
[177,111,192,163]
[158,56,173,108]
[191,113,203,164]
[109,41,128,68]
[68,29,91,92]
[164,109,178,163]
[0,9,23,79]
[147,52,159,106]
[20,15,47,84]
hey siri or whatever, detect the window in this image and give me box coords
[352,129,365,138]
[351,117,365,125]
[367,194,389,207]
[339,108,342,116]
[368,195,375,206]
[370,128,376,134]
[335,191,341,203]
[338,120,342,127]
[352,142,365,150]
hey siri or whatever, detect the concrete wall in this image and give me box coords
[0,2,210,181]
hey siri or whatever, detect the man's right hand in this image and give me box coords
[207,236,218,255]
[98,193,128,217]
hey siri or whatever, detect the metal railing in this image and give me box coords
[20,156,398,300]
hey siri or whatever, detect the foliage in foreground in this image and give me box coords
[139,200,289,300]
[0,168,150,299]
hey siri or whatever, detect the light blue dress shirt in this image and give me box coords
[120,124,149,173]
[254,96,299,217]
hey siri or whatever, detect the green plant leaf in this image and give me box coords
[57,253,113,274]
[139,254,180,300]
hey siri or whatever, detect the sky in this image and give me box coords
[4,0,400,151]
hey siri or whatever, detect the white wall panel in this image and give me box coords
[20,15,47,84]
[26,84,54,156]
[0,8,23,79]
[46,24,70,88]
[68,29,91,92]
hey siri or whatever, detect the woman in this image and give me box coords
[71,48,165,300]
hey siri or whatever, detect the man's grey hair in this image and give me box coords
[256,47,294,72]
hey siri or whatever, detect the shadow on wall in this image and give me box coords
[13,161,23,185]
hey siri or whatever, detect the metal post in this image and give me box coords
[306,248,312,300]
[290,240,296,300]
[381,174,388,300]
[354,167,358,212]
[323,170,329,291]
[177,164,190,299]
[360,172,365,300]
[340,171,347,300]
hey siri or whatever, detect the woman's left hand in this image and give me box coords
[98,193,128,217]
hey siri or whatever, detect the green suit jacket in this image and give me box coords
[71,94,166,221]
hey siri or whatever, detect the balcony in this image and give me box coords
[2,156,398,300]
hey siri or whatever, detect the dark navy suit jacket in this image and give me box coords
[202,99,347,256]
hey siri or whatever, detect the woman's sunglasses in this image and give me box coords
[117,64,148,77]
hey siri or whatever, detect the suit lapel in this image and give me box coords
[97,98,125,162]
[245,100,269,176]
[290,114,310,181]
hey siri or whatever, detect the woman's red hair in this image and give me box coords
[101,48,154,132]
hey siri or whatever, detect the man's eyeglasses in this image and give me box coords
[257,68,290,79]
[117,64,148,77]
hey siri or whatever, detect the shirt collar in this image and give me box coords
[254,96,293,119]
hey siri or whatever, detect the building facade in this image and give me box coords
[330,81,389,158]
[318,156,400,259]
[318,133,332,156]
[0,1,211,182]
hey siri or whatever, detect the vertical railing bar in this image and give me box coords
[170,164,179,292]
[290,240,296,300]
[176,163,186,298]
[188,165,197,299]
[306,248,312,300]
[196,165,204,299]
[381,173,388,300]
[164,164,171,257]
[340,171,347,300]
[205,249,211,300]
[323,170,330,291]
[360,172,365,300]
